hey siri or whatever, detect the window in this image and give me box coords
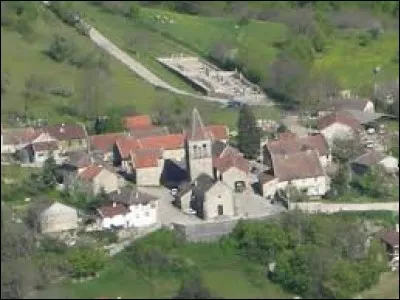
[217,205,224,216]
[145,212,150,217]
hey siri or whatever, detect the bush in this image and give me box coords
[66,246,107,278]
[85,230,118,244]
[48,86,73,98]
[45,34,76,63]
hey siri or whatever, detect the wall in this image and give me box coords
[289,201,399,213]
[163,148,185,161]
[93,169,120,194]
[102,214,126,229]
[34,149,61,165]
[126,201,158,227]
[136,166,162,186]
[58,139,87,152]
[220,167,250,191]
[204,182,234,220]
[40,205,79,233]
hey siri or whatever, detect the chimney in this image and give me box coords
[396,224,399,233]
[136,191,139,198]
[117,188,121,195]
[112,202,116,208]
[60,123,65,133]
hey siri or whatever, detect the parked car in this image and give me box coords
[171,188,178,196]
[185,208,197,215]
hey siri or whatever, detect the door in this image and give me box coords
[217,205,224,216]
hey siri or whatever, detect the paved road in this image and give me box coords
[42,1,271,106]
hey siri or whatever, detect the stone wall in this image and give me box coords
[289,201,399,213]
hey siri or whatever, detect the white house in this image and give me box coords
[99,187,159,229]
[24,141,62,165]
[317,111,362,146]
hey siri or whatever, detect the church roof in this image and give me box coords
[187,108,210,141]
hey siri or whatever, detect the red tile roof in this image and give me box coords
[78,165,103,181]
[380,229,399,247]
[130,126,169,138]
[90,133,124,153]
[131,149,162,169]
[139,134,185,150]
[115,137,142,159]
[205,125,229,141]
[98,203,129,218]
[272,150,325,181]
[31,141,59,152]
[317,111,362,131]
[44,124,86,140]
[214,152,249,173]
[1,127,40,145]
[123,115,153,130]
[279,132,297,140]
[298,134,329,156]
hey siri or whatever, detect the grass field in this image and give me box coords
[359,272,399,299]
[38,234,292,299]
[1,3,281,129]
[313,30,399,89]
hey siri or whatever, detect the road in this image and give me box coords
[42,1,271,106]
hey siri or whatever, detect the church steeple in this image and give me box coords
[188,108,210,141]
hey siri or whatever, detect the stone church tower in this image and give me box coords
[186,108,213,181]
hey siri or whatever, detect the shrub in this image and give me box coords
[48,86,73,98]
[66,247,108,278]
[45,34,76,63]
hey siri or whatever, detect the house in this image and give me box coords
[129,126,169,139]
[379,225,399,271]
[23,141,61,165]
[213,146,250,192]
[140,133,185,161]
[123,114,153,130]
[77,164,123,194]
[351,150,399,175]
[317,111,362,146]
[30,199,79,234]
[259,150,330,199]
[108,186,158,228]
[44,123,87,152]
[97,202,129,229]
[263,134,331,169]
[131,148,164,186]
[114,137,142,172]
[175,173,235,220]
[321,98,375,114]
[1,126,39,154]
[89,132,125,162]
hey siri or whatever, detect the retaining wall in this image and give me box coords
[289,202,399,213]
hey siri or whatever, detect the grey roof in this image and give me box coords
[212,140,227,158]
[193,173,215,193]
[108,186,157,205]
[65,151,92,168]
[351,150,386,167]
[345,110,395,125]
[187,108,210,141]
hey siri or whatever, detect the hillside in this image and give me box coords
[1,2,281,129]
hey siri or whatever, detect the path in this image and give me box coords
[42,1,271,106]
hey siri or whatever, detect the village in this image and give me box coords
[1,91,399,272]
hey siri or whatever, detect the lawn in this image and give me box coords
[1,2,280,130]
[70,1,288,83]
[359,272,399,299]
[37,234,292,299]
[313,30,399,90]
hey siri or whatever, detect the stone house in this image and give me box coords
[89,132,125,162]
[77,164,123,194]
[175,173,234,220]
[351,150,399,176]
[317,111,362,146]
[108,186,158,228]
[23,141,62,165]
[114,137,141,172]
[259,150,330,199]
[44,123,87,153]
[139,133,186,161]
[131,148,164,186]
[213,146,250,191]
[31,200,79,234]
[1,126,40,154]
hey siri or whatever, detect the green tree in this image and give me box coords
[46,34,76,63]
[237,104,260,159]
[174,271,215,299]
[332,137,364,163]
[41,155,58,189]
[352,165,391,198]
[330,163,350,197]
[67,247,107,278]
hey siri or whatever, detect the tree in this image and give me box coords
[237,104,260,159]
[46,34,76,63]
[126,2,140,20]
[41,155,58,189]
[22,73,49,102]
[331,137,364,163]
[174,272,215,299]
[1,71,9,95]
[66,247,107,278]
[352,165,392,198]
[330,163,350,197]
